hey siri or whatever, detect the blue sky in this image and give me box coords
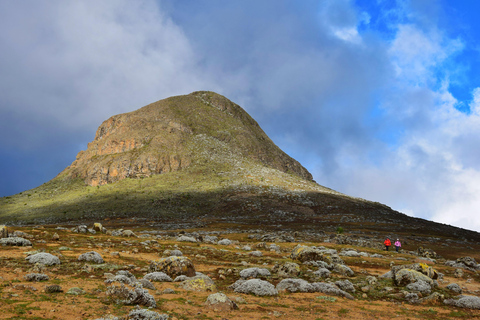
[2,0,480,231]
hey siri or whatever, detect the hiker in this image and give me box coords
[394,238,401,252]
[384,238,391,251]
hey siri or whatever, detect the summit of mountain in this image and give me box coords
[1,91,479,242]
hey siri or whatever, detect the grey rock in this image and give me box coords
[273,262,300,278]
[177,235,197,243]
[394,269,434,286]
[335,280,355,293]
[26,253,60,266]
[0,237,32,246]
[406,280,431,294]
[78,251,104,264]
[66,287,85,295]
[310,282,354,300]
[276,278,313,293]
[206,292,238,311]
[169,249,183,257]
[233,279,278,296]
[126,308,169,320]
[143,272,173,282]
[249,251,263,257]
[240,267,271,279]
[181,274,216,291]
[333,264,354,277]
[218,239,232,245]
[138,279,155,290]
[444,295,480,309]
[446,283,462,294]
[24,273,49,282]
[313,267,331,278]
[106,283,156,307]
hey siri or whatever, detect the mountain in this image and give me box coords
[1,91,479,241]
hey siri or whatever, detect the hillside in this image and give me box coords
[1,91,479,242]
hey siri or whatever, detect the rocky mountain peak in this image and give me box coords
[61,91,313,186]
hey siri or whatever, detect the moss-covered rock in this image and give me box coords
[148,256,195,278]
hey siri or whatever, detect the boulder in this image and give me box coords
[0,237,32,246]
[446,283,462,294]
[177,235,197,243]
[205,292,238,311]
[394,269,434,287]
[272,262,300,278]
[310,282,354,300]
[313,267,331,278]
[121,230,137,237]
[335,280,355,293]
[126,308,169,320]
[218,239,232,245]
[93,223,104,233]
[457,257,479,269]
[392,263,438,280]
[276,278,313,293]
[106,283,156,307]
[24,273,49,282]
[143,272,173,282]
[406,280,431,294]
[26,253,60,266]
[181,274,216,291]
[333,264,354,277]
[78,251,104,264]
[291,245,332,263]
[149,256,196,278]
[0,225,8,238]
[444,295,480,309]
[232,279,278,296]
[239,267,271,279]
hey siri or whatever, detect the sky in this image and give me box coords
[1,0,480,232]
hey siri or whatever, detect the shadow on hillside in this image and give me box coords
[2,188,479,241]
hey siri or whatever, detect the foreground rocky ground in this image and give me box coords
[1,224,480,319]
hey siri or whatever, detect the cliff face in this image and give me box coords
[61,91,313,186]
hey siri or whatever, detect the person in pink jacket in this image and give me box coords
[394,239,401,252]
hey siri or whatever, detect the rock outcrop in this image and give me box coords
[60,91,313,186]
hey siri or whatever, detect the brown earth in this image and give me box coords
[1,225,480,319]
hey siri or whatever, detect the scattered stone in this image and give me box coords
[444,295,480,309]
[26,253,60,266]
[78,251,104,264]
[177,235,197,243]
[446,283,462,294]
[335,280,355,293]
[149,256,196,278]
[143,272,173,282]
[122,230,137,237]
[0,225,8,238]
[310,282,354,300]
[454,268,464,278]
[205,292,238,311]
[52,233,60,241]
[313,267,331,278]
[24,273,49,282]
[333,264,354,277]
[272,262,300,278]
[249,251,263,257]
[394,269,434,287]
[126,308,169,320]
[106,283,156,307]
[0,237,32,246]
[291,245,332,263]
[240,267,271,279]
[181,274,216,291]
[138,279,156,290]
[45,285,63,293]
[232,279,278,296]
[67,287,85,295]
[276,278,313,293]
[406,280,431,294]
[162,288,175,294]
[218,239,232,245]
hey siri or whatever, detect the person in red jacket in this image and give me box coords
[384,238,391,251]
